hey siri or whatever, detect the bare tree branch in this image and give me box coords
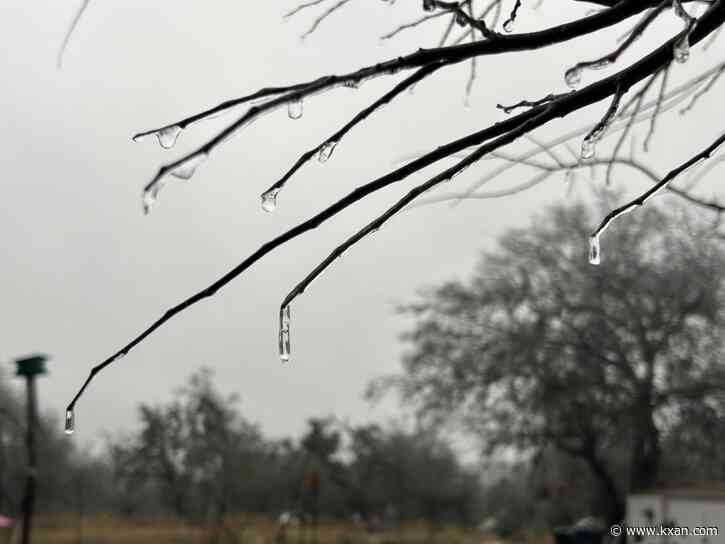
[66,0,725,420]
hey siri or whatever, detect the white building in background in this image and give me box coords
[627,484,725,544]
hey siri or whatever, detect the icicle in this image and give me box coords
[64,409,75,435]
[580,138,596,160]
[261,187,280,213]
[318,141,337,163]
[588,234,601,265]
[288,98,303,120]
[565,67,581,88]
[278,305,291,363]
[170,152,207,180]
[503,19,514,33]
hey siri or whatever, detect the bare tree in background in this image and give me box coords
[368,201,725,523]
[65,1,725,420]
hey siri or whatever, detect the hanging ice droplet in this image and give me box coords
[142,188,157,215]
[503,19,514,33]
[581,138,596,160]
[142,180,165,215]
[422,0,435,12]
[343,79,359,89]
[64,409,75,435]
[278,305,291,363]
[155,125,182,149]
[170,152,207,180]
[288,98,303,120]
[565,67,581,88]
[455,11,467,26]
[588,235,601,265]
[318,141,337,163]
[674,37,690,63]
[261,187,280,213]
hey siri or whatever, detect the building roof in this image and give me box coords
[630,482,725,502]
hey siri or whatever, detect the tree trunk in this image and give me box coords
[555,440,625,525]
[629,406,660,492]
[587,453,626,525]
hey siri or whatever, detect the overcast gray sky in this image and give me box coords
[1,1,722,449]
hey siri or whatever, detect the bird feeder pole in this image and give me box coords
[12,354,48,544]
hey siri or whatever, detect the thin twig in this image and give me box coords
[644,64,670,151]
[57,0,90,68]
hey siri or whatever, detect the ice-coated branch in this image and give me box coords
[591,130,725,263]
[259,63,445,210]
[456,58,725,203]
[497,93,558,114]
[606,72,659,184]
[67,0,725,420]
[278,109,555,352]
[580,85,623,160]
[563,1,669,88]
[134,0,670,213]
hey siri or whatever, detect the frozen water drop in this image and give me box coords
[170,153,207,180]
[455,11,467,26]
[565,67,581,88]
[581,138,596,160]
[318,141,337,163]
[590,59,611,70]
[64,409,75,435]
[343,79,360,89]
[588,235,601,265]
[278,304,291,363]
[674,38,690,63]
[261,187,280,213]
[288,98,303,120]
[156,125,182,149]
[503,19,514,33]
[142,179,165,215]
[142,188,157,215]
[422,0,435,11]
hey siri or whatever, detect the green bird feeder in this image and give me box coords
[13,354,48,378]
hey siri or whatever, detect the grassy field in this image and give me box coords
[0,514,552,544]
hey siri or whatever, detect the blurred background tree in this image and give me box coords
[371,198,725,524]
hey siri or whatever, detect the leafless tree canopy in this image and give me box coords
[66,0,725,425]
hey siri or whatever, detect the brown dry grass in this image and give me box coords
[0,514,552,544]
